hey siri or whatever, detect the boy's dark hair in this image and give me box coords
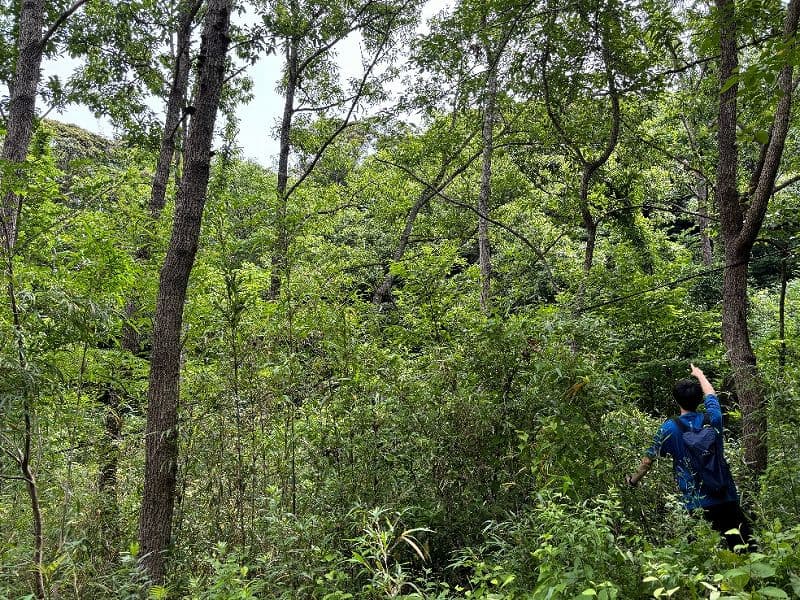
[673,379,703,412]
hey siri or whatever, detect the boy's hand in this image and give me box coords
[627,456,653,486]
[690,363,704,379]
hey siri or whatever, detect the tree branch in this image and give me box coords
[375,156,557,281]
[41,0,89,48]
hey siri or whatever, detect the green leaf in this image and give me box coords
[756,587,788,599]
[790,574,800,596]
[749,562,777,579]
[720,74,739,94]
[723,568,750,589]
[754,129,769,145]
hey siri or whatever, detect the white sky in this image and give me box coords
[42,0,449,167]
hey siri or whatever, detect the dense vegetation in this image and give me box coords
[1,0,799,598]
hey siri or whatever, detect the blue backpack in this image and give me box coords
[672,413,729,498]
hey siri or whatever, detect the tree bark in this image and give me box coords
[148,0,200,219]
[1,0,45,252]
[100,2,199,560]
[138,0,232,583]
[715,0,800,475]
[721,247,765,470]
[269,37,298,300]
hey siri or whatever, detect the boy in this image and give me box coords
[626,364,753,550]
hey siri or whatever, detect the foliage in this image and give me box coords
[2,0,800,597]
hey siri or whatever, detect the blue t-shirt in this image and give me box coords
[647,394,738,510]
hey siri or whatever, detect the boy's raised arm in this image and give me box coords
[690,363,716,397]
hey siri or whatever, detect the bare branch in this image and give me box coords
[773,173,800,195]
[284,0,413,200]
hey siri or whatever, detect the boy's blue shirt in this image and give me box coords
[647,393,738,510]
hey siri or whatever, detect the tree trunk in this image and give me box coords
[101,2,199,559]
[778,255,787,374]
[478,59,497,312]
[1,1,46,580]
[22,430,45,600]
[721,246,765,471]
[269,38,298,300]
[696,180,713,266]
[138,0,232,582]
[148,0,199,219]
[579,171,597,275]
[715,0,800,476]
[373,186,436,305]
[1,0,44,252]
[98,389,122,561]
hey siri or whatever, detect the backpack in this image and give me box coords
[672,413,729,498]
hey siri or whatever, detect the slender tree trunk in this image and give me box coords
[100,2,199,559]
[98,389,122,560]
[478,59,498,312]
[138,0,232,582]
[148,0,199,219]
[4,255,45,598]
[579,172,597,275]
[372,130,483,305]
[697,180,713,266]
[269,38,298,300]
[373,187,437,304]
[778,255,787,374]
[1,0,44,252]
[22,420,45,600]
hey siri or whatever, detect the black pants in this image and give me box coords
[703,501,755,551]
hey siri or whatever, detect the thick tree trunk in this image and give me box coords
[269,39,298,300]
[478,61,497,312]
[715,0,800,476]
[721,247,766,470]
[138,0,232,583]
[1,0,44,252]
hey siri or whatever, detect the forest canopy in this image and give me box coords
[1,0,799,598]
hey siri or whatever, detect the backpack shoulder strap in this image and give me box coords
[702,412,711,427]
[671,416,688,432]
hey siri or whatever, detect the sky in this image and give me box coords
[42,0,449,168]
